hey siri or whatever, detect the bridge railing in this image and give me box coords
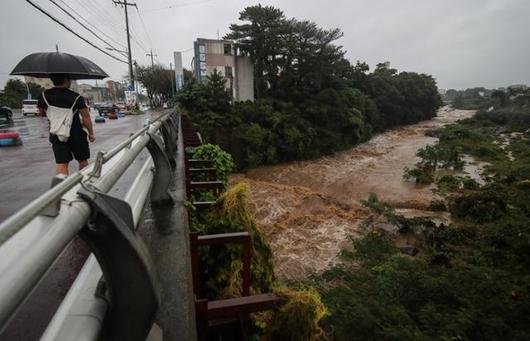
[0,110,193,340]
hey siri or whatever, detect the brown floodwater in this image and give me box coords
[231,107,476,280]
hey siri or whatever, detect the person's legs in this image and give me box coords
[71,132,91,171]
[78,160,88,170]
[56,163,69,175]
[51,135,73,175]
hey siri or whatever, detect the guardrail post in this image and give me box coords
[40,174,67,217]
[77,187,159,341]
[161,120,177,167]
[146,132,173,203]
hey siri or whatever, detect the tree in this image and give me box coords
[491,89,507,107]
[135,65,174,107]
[0,79,28,108]
[225,4,287,98]
[180,5,443,170]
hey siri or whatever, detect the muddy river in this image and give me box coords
[232,107,476,280]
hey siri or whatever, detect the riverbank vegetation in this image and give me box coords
[178,5,442,170]
[186,145,328,340]
[445,85,530,111]
[313,109,530,340]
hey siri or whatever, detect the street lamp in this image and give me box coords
[24,82,31,100]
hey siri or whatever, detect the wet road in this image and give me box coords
[0,109,162,340]
[0,109,158,221]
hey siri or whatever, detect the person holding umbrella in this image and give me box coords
[11,51,109,175]
[38,73,95,174]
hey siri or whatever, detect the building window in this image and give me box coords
[225,66,233,78]
[224,44,232,55]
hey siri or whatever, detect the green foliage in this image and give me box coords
[404,166,435,184]
[438,175,462,191]
[189,180,328,339]
[179,5,442,170]
[187,143,234,183]
[0,79,43,108]
[192,182,275,299]
[361,193,392,214]
[443,87,494,110]
[265,287,328,341]
[450,191,507,222]
[135,64,174,107]
[316,110,530,340]
[403,144,464,185]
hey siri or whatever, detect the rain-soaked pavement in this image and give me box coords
[0,109,160,221]
[0,109,162,340]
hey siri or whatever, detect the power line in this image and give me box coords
[47,0,127,58]
[77,0,126,39]
[135,6,154,48]
[141,0,213,13]
[115,6,149,54]
[24,0,127,64]
[56,0,127,50]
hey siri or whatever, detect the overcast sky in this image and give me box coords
[1,0,529,90]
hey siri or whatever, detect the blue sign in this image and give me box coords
[127,84,135,91]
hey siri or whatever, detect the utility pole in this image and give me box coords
[146,48,157,68]
[113,0,136,90]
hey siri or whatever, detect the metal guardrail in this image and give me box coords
[0,110,188,340]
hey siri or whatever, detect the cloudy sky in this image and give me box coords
[1,0,529,90]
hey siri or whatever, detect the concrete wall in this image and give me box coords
[235,56,254,102]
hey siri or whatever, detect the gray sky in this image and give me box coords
[1,0,529,90]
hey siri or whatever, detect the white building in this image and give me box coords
[192,38,254,102]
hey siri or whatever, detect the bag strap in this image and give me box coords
[70,95,81,111]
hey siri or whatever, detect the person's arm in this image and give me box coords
[80,108,95,142]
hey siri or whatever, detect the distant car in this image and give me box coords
[107,112,118,120]
[98,104,118,116]
[0,105,13,122]
[94,115,106,123]
[92,102,104,110]
[22,99,39,116]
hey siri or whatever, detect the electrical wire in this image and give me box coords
[47,0,128,58]
[24,0,128,63]
[78,0,125,38]
[135,6,154,49]
[110,1,150,54]
[141,0,213,13]
[56,0,127,49]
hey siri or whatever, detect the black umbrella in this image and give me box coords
[10,52,108,80]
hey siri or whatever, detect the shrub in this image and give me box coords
[450,191,507,222]
[265,287,328,341]
[187,143,234,183]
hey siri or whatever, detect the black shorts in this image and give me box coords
[49,131,90,164]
